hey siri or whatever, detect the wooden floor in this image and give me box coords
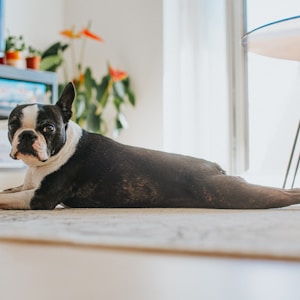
[0,241,300,300]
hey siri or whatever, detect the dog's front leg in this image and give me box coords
[0,185,24,194]
[0,189,34,209]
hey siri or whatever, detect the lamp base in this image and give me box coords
[283,120,300,188]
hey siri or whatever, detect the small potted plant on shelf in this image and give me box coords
[26,46,42,70]
[5,34,25,68]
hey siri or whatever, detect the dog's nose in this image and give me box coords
[19,130,37,142]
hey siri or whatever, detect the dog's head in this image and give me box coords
[7,82,75,166]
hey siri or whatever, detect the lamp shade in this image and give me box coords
[242,16,300,61]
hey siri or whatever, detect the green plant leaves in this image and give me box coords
[127,89,136,106]
[122,77,135,106]
[97,75,110,107]
[40,42,68,72]
[113,95,123,112]
[113,81,125,99]
[86,103,101,133]
[40,55,62,71]
[5,35,25,52]
[42,42,68,59]
[83,67,93,102]
[41,25,136,136]
[43,41,135,135]
[75,92,87,120]
[70,68,136,134]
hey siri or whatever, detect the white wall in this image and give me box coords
[5,0,64,52]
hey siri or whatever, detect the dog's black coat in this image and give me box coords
[31,130,229,209]
[31,129,299,210]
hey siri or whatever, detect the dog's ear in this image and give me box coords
[56,82,75,123]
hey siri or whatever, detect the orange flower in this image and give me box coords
[109,65,128,82]
[72,73,85,88]
[81,28,104,42]
[79,73,85,83]
[60,29,81,39]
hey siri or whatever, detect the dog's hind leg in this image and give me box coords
[206,175,300,209]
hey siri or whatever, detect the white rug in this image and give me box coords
[0,206,300,260]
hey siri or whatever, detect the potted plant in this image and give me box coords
[26,46,42,70]
[5,34,25,68]
[41,23,136,136]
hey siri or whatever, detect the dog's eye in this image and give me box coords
[8,124,15,131]
[43,124,55,133]
[8,122,18,132]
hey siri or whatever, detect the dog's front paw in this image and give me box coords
[0,189,33,210]
[0,195,18,209]
[0,185,24,194]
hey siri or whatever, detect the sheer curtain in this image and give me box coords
[163,0,245,173]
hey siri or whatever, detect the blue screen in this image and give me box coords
[0,78,49,118]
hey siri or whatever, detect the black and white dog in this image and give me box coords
[0,82,299,210]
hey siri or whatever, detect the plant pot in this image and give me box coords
[26,56,41,70]
[5,51,25,68]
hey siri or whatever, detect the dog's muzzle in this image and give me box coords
[10,129,50,164]
[16,130,38,157]
[19,130,38,143]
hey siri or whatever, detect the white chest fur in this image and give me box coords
[22,121,82,190]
